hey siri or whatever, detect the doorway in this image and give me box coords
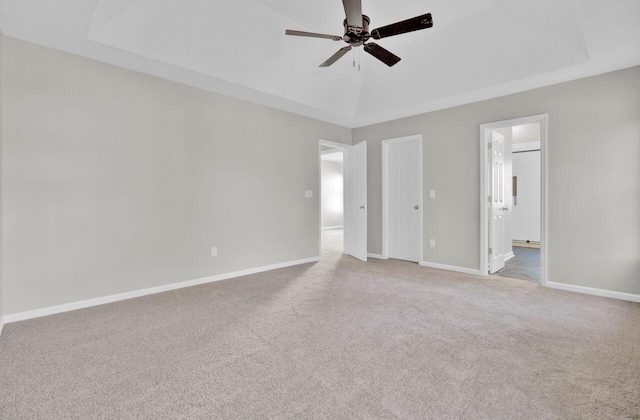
[382,135,423,263]
[318,140,367,261]
[320,144,345,256]
[480,115,547,285]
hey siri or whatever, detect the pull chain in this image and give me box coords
[352,47,361,71]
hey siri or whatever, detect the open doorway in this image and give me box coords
[320,144,345,256]
[318,139,368,262]
[480,115,547,285]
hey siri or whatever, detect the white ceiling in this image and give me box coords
[1,0,639,128]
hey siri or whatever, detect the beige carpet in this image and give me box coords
[1,231,639,419]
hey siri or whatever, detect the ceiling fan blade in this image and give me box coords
[285,30,343,41]
[342,0,363,28]
[320,45,352,67]
[371,13,433,40]
[364,42,401,67]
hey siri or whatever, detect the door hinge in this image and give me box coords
[488,143,492,150]
[489,247,493,255]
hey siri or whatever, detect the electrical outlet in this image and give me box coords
[429,239,436,248]
[305,190,313,198]
[211,247,218,257]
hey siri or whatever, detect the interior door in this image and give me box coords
[490,131,507,273]
[512,150,541,243]
[388,139,420,262]
[344,141,367,261]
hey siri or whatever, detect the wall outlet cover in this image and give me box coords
[305,190,313,198]
[211,247,218,257]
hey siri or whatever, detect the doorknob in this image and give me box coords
[501,207,509,211]
[360,205,368,210]
[414,205,419,210]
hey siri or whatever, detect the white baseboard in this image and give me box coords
[321,226,343,231]
[546,282,640,303]
[505,252,515,261]
[419,261,482,276]
[0,317,4,337]
[367,253,385,259]
[4,256,320,324]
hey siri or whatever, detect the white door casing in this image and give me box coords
[387,138,420,262]
[490,131,507,274]
[344,141,367,261]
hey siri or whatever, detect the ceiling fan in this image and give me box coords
[285,0,433,67]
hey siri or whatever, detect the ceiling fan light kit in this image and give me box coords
[285,0,433,67]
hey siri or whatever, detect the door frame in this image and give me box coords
[479,114,548,286]
[318,139,349,259]
[382,134,423,261]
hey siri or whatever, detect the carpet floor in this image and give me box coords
[1,232,639,419]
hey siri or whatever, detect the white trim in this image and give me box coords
[318,139,350,261]
[419,261,482,276]
[382,135,423,262]
[0,317,5,337]
[547,282,640,303]
[4,257,320,324]
[367,253,385,259]
[505,251,515,261]
[479,114,548,286]
[321,226,343,231]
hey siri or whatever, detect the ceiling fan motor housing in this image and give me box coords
[343,15,371,46]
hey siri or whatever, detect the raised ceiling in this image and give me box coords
[1,0,639,128]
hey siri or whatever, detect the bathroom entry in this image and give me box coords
[481,117,546,284]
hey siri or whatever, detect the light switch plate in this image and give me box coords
[305,190,313,198]
[429,239,436,248]
[429,190,436,199]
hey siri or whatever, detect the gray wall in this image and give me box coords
[1,36,639,317]
[321,160,343,229]
[0,34,3,322]
[1,37,351,315]
[353,66,640,295]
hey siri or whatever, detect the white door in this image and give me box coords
[388,139,420,262]
[513,150,541,243]
[490,131,507,273]
[344,142,367,261]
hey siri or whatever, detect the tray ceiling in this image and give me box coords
[1,0,639,128]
